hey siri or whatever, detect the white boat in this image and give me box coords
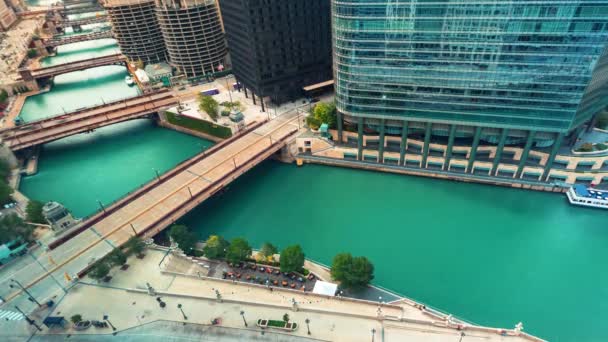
[566,185,608,209]
[125,76,134,86]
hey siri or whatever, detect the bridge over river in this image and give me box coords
[3,111,300,304]
[0,90,175,151]
[43,29,113,48]
[18,53,126,81]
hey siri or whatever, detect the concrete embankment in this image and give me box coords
[157,111,225,143]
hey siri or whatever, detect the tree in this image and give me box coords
[0,89,8,104]
[225,237,252,264]
[0,158,10,180]
[330,253,374,289]
[306,115,321,130]
[313,102,337,128]
[260,242,278,258]
[280,245,305,273]
[89,261,110,281]
[578,143,594,152]
[0,213,33,245]
[198,95,219,121]
[169,225,197,255]
[283,313,290,323]
[70,314,82,324]
[26,200,47,224]
[203,234,229,259]
[106,248,127,266]
[27,49,37,59]
[0,181,13,205]
[125,236,145,256]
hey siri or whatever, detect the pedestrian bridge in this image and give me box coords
[0,90,176,151]
[5,112,300,303]
[56,14,109,28]
[44,29,113,47]
[18,53,126,81]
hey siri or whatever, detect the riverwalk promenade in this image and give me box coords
[1,248,543,342]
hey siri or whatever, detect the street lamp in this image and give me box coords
[305,318,310,335]
[96,199,106,214]
[9,279,41,306]
[177,303,188,320]
[153,168,161,181]
[240,310,247,327]
[14,306,42,331]
[371,328,376,342]
[459,332,466,342]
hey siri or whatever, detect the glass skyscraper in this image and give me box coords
[332,0,608,179]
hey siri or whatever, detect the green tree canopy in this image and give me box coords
[0,89,8,104]
[169,225,197,254]
[260,242,278,258]
[0,180,13,205]
[26,200,47,224]
[27,49,38,58]
[280,245,305,273]
[331,253,375,289]
[0,158,10,180]
[203,234,229,259]
[198,95,219,121]
[106,248,127,266]
[306,115,321,130]
[125,236,145,256]
[0,213,33,245]
[89,261,110,281]
[225,237,252,264]
[313,102,337,128]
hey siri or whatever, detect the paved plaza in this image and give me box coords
[0,248,543,342]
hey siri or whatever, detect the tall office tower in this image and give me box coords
[102,0,168,63]
[219,0,332,105]
[332,1,608,180]
[0,0,17,31]
[155,0,226,78]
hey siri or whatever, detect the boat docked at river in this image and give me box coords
[566,185,608,209]
[125,76,134,86]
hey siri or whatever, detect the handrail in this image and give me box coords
[49,120,266,250]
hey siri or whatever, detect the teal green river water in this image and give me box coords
[16,35,608,342]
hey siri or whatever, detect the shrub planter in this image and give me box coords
[120,264,130,271]
[257,319,298,331]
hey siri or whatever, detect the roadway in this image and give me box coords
[44,30,113,47]
[0,91,175,151]
[0,111,300,313]
[18,53,126,81]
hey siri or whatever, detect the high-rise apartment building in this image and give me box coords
[102,0,168,63]
[332,1,608,180]
[156,0,226,78]
[220,0,332,105]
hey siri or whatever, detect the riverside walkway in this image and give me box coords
[43,29,113,47]
[18,53,126,81]
[3,112,300,306]
[0,90,175,151]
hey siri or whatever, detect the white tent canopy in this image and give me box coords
[312,280,338,296]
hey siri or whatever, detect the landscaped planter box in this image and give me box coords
[257,319,298,331]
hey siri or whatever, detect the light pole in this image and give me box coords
[97,199,106,214]
[240,310,247,327]
[378,296,383,307]
[14,306,42,331]
[459,332,466,342]
[9,279,41,306]
[153,168,161,181]
[305,318,310,335]
[177,303,188,320]
[371,328,376,342]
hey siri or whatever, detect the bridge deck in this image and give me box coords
[8,112,300,300]
[19,53,126,80]
[1,91,175,150]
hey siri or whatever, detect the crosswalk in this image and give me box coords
[0,309,24,321]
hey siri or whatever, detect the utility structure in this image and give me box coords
[155,0,226,79]
[101,0,168,63]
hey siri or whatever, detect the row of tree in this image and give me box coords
[168,225,374,289]
[88,236,146,281]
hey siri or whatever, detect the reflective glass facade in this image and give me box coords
[332,0,608,134]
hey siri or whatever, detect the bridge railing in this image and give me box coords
[48,120,267,250]
[1,90,169,134]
